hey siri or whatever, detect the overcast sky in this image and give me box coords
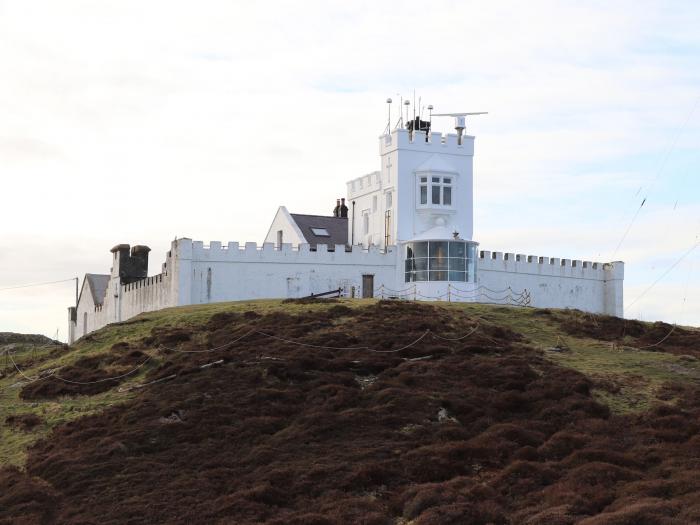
[1,1,699,340]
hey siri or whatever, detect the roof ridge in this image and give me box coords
[290,213,346,219]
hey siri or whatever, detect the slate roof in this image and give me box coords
[290,214,348,248]
[86,274,110,306]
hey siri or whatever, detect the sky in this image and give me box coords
[0,0,699,341]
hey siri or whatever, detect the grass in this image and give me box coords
[2,298,698,469]
[445,303,700,413]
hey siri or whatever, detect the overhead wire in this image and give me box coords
[636,229,699,349]
[625,238,700,310]
[0,278,76,292]
[610,97,700,261]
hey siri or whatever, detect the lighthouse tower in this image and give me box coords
[346,107,482,299]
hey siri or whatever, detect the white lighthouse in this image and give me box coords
[347,109,482,299]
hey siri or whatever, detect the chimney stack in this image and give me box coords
[333,199,341,218]
[340,198,348,218]
[110,243,150,284]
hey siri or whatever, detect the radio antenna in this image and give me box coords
[413,89,416,122]
[431,111,488,144]
[385,98,392,134]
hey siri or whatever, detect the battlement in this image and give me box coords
[347,170,382,196]
[379,128,474,156]
[122,273,167,292]
[172,238,397,265]
[478,250,624,280]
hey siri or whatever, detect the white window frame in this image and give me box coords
[416,171,456,209]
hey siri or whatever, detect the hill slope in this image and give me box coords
[1,300,700,524]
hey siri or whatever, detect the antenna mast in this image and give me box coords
[431,111,488,144]
[385,98,392,135]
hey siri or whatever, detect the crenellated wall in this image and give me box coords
[119,272,173,320]
[69,238,623,343]
[477,251,624,316]
[173,238,398,304]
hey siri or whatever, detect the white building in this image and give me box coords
[68,109,623,343]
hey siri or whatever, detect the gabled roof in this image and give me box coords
[414,154,457,174]
[85,273,110,306]
[290,214,348,248]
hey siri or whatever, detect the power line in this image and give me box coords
[0,278,76,292]
[610,97,700,261]
[625,238,700,310]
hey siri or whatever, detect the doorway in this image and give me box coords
[362,275,374,298]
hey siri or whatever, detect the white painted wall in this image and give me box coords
[119,273,173,320]
[72,277,112,341]
[69,239,624,343]
[177,239,398,303]
[347,130,473,249]
[263,206,307,247]
[345,171,388,248]
[477,251,624,316]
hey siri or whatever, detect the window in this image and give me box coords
[372,195,377,212]
[405,241,477,283]
[363,213,369,234]
[432,184,440,204]
[276,230,283,247]
[386,191,392,208]
[418,175,453,207]
[311,228,329,236]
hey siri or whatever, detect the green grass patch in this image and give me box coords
[444,303,700,414]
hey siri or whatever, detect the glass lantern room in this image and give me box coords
[405,240,478,282]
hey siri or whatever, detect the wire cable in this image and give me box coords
[50,355,155,385]
[253,330,371,350]
[368,330,430,353]
[626,239,700,310]
[157,328,257,353]
[430,325,479,341]
[0,278,76,292]
[611,97,700,261]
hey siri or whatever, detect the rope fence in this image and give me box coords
[374,284,531,306]
[1,322,486,389]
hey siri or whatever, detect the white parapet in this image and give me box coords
[477,250,624,316]
[172,238,398,305]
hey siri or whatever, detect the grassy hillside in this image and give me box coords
[1,300,699,524]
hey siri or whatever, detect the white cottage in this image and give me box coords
[68,111,623,343]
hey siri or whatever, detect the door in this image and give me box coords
[362,275,374,298]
